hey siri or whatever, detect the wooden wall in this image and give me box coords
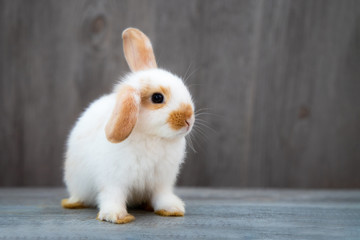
[1,0,359,187]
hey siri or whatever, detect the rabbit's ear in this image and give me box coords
[105,85,140,143]
[122,28,157,72]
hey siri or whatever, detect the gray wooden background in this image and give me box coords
[1,0,359,187]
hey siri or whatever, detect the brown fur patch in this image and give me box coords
[61,198,88,209]
[96,213,135,224]
[155,209,184,217]
[105,85,139,143]
[141,85,171,110]
[167,103,193,130]
[123,28,157,72]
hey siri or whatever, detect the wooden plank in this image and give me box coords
[0,188,359,239]
[247,0,360,187]
[0,0,359,187]
[174,0,263,187]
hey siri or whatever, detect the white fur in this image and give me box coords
[64,69,194,223]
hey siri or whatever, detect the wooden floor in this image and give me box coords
[0,188,359,239]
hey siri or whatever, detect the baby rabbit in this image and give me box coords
[62,28,195,224]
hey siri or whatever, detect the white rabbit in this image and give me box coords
[62,28,195,224]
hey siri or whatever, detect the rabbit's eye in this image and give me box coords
[151,93,164,104]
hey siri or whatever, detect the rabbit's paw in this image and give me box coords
[61,198,88,209]
[96,211,135,224]
[155,209,184,217]
[153,194,185,217]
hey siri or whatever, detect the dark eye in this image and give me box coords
[151,93,164,104]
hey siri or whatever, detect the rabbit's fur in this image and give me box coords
[62,28,195,224]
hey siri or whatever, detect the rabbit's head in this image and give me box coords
[105,28,195,143]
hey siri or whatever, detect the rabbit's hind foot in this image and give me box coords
[61,198,88,209]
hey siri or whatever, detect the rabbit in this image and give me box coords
[61,28,195,224]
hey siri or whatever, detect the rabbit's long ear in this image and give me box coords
[122,28,157,72]
[105,85,140,143]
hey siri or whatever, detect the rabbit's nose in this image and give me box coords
[185,119,192,131]
[167,103,194,130]
[185,117,195,131]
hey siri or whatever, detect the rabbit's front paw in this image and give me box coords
[96,211,135,224]
[153,193,185,217]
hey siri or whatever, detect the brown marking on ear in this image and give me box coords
[140,85,171,110]
[167,103,193,130]
[122,28,157,72]
[105,85,139,143]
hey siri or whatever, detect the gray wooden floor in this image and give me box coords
[0,188,359,239]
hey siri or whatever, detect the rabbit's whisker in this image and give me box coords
[192,126,210,141]
[195,112,221,118]
[184,67,199,84]
[194,121,217,134]
[183,63,192,83]
[195,107,213,113]
[185,134,197,153]
[188,131,205,153]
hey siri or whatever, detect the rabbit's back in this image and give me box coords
[64,94,116,205]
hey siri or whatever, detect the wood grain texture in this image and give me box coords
[1,188,360,239]
[0,0,359,187]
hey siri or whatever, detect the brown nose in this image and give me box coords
[167,103,193,130]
